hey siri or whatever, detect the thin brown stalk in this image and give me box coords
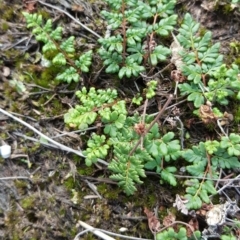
[129,94,173,156]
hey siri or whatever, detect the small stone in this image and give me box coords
[0,145,11,159]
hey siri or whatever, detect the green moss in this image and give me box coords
[2,49,22,62]
[0,132,7,139]
[103,206,111,220]
[14,180,29,195]
[47,195,56,204]
[33,95,47,107]
[234,57,240,66]
[38,66,60,87]
[83,233,94,240]
[12,233,20,240]
[20,70,36,84]
[139,220,148,232]
[21,196,36,209]
[198,26,208,37]
[5,207,19,225]
[233,104,240,124]
[97,183,121,199]
[0,21,9,32]
[223,4,235,14]
[2,7,14,21]
[230,41,240,54]
[59,206,67,216]
[146,193,157,207]
[0,158,4,164]
[50,98,64,115]
[21,143,40,154]
[21,64,60,88]
[80,212,91,222]
[36,10,51,20]
[64,176,76,189]
[72,155,82,164]
[95,183,107,195]
[78,165,95,175]
[69,227,78,238]
[8,101,26,114]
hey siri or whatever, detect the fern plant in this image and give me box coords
[181,140,240,209]
[23,12,92,83]
[98,0,177,78]
[176,13,240,114]
[19,3,240,239]
[64,85,181,195]
[23,9,240,210]
[64,87,119,129]
[83,133,110,167]
[108,120,181,195]
[175,17,240,211]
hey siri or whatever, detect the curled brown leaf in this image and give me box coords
[144,207,161,233]
[199,105,217,124]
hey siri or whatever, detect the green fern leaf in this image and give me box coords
[60,36,75,53]
[52,53,66,65]
[185,194,202,209]
[56,67,79,83]
[160,167,177,186]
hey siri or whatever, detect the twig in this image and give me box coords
[52,126,100,139]
[214,168,223,190]
[10,154,32,168]
[117,215,147,220]
[217,119,228,137]
[13,132,61,149]
[174,81,179,96]
[175,116,184,149]
[216,170,240,198]
[83,179,102,199]
[140,98,148,149]
[9,111,37,122]
[75,221,115,240]
[121,1,127,63]
[0,108,108,166]
[149,98,187,117]
[140,62,172,80]
[75,220,151,240]
[215,174,240,194]
[80,175,117,184]
[0,176,30,181]
[3,36,29,51]
[129,94,173,156]
[37,0,102,39]
[223,172,240,196]
[42,93,57,106]
[134,80,140,92]
[173,174,238,182]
